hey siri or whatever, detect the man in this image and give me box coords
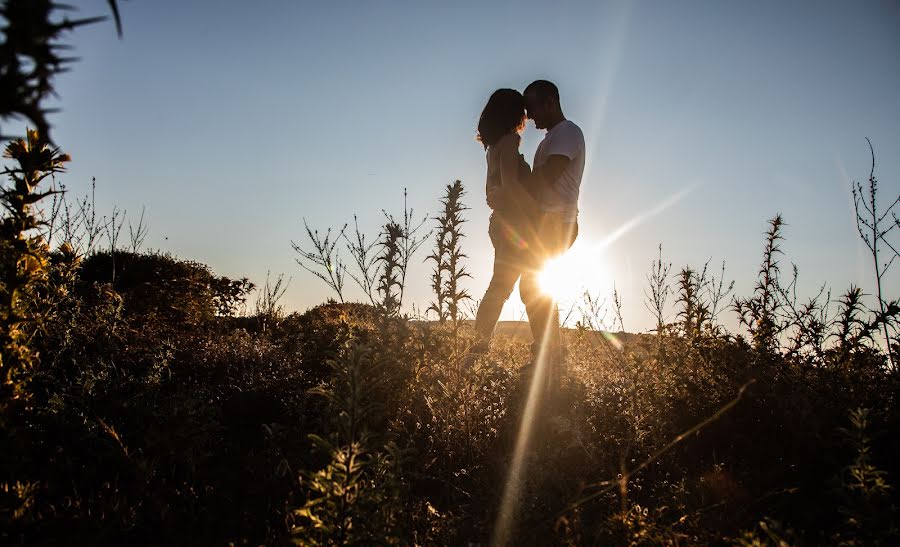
[519,79,585,372]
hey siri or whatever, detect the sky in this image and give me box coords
[11,0,900,333]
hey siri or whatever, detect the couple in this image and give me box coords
[472,80,585,379]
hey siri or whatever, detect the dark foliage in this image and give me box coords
[0,230,897,546]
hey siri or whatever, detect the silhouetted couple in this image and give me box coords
[473,80,585,384]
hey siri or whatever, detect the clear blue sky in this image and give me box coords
[20,0,900,331]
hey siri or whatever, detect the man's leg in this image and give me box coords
[548,221,578,360]
[519,264,559,361]
[519,220,578,384]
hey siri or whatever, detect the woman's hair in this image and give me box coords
[476,88,526,148]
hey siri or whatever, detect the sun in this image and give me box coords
[537,255,570,299]
[537,241,610,304]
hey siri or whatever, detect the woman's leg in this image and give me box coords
[473,221,524,352]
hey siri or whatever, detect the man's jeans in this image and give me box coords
[473,214,577,359]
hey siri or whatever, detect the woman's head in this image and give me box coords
[476,88,526,148]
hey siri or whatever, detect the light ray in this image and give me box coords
[833,151,869,287]
[491,181,699,544]
[597,181,700,249]
[582,1,634,193]
[491,306,557,547]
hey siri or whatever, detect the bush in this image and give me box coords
[78,251,252,327]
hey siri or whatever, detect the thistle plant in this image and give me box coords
[382,189,429,308]
[834,408,897,545]
[0,0,122,142]
[427,180,471,336]
[428,237,449,324]
[376,222,403,319]
[735,215,786,353]
[674,267,708,341]
[672,260,733,341]
[781,283,831,360]
[835,287,867,356]
[827,285,900,368]
[0,128,69,414]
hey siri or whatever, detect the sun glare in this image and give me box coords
[537,242,609,304]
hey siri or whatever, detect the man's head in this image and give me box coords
[524,80,563,130]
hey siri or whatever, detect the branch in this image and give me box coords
[557,380,755,518]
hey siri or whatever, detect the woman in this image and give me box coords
[471,89,540,355]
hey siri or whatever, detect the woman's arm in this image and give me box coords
[497,134,538,212]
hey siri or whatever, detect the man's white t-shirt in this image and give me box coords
[533,119,585,223]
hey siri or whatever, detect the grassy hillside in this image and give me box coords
[0,245,897,544]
